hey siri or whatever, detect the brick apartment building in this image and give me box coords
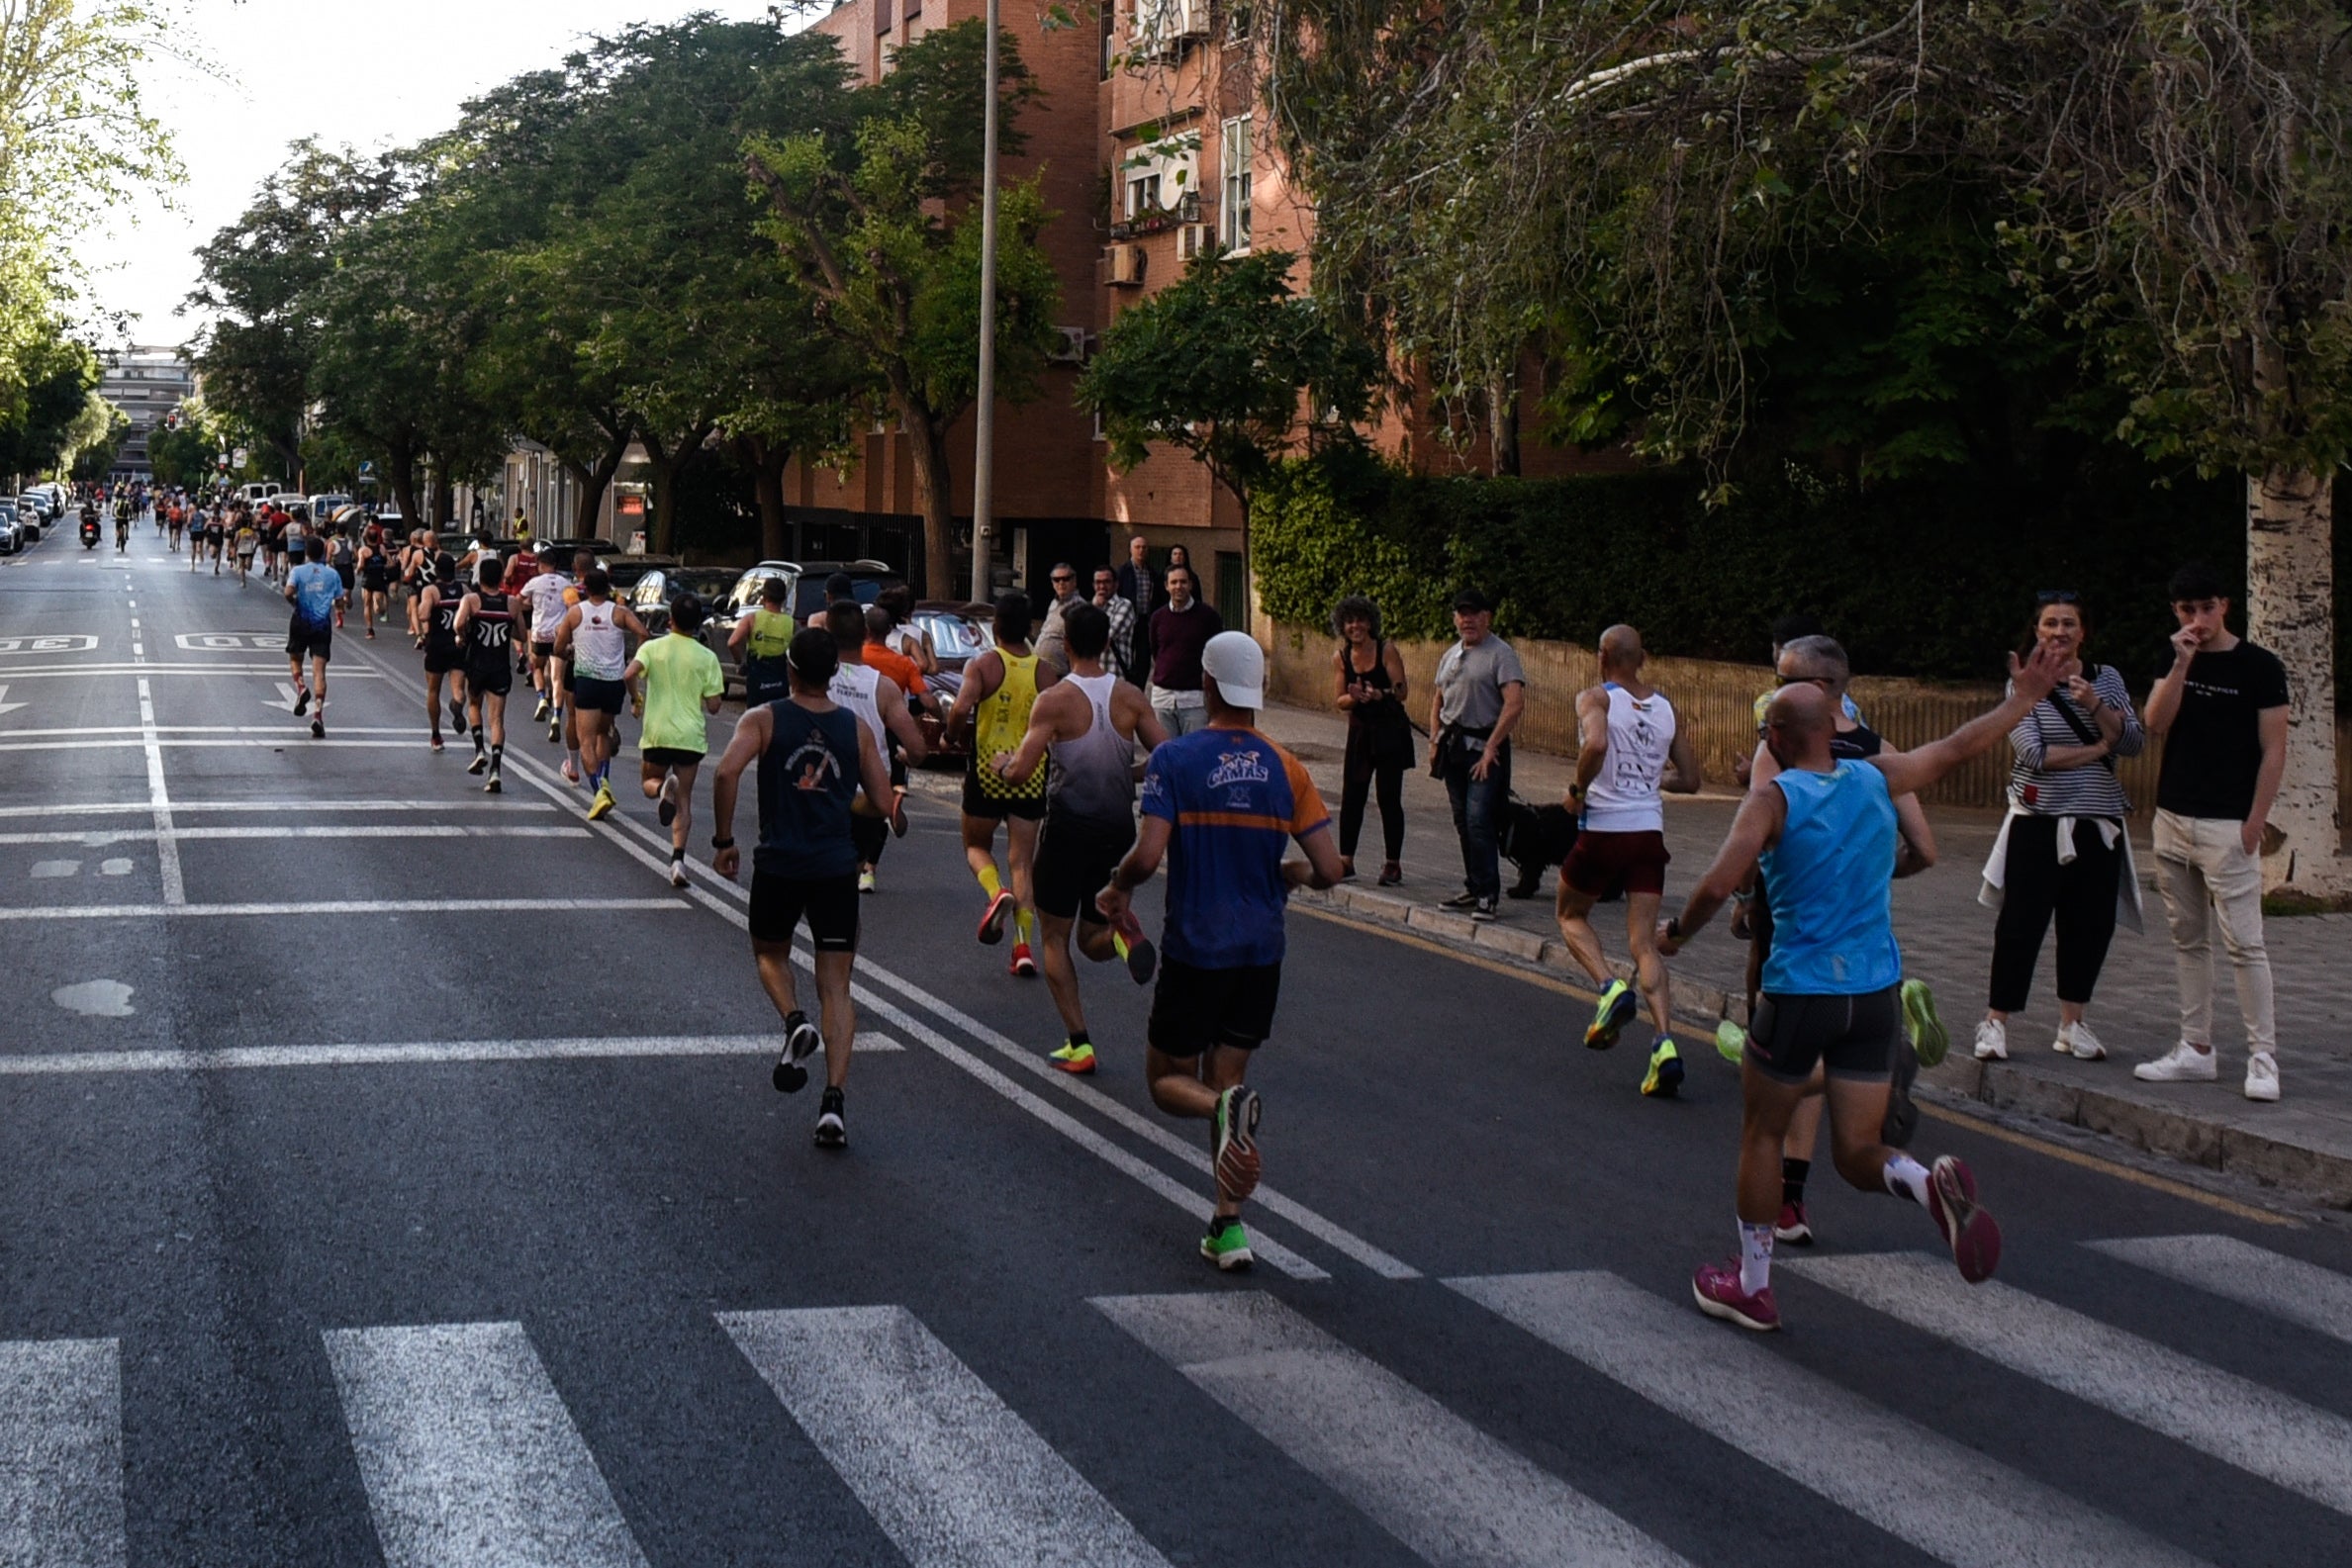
[793,0,1611,609]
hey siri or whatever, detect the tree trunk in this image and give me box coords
[1489,371,1520,478]
[388,438,422,535]
[558,427,631,542]
[2246,463,2346,891]
[641,427,712,557]
[903,407,956,600]
[737,434,793,561]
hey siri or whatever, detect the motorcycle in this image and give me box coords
[79,514,100,550]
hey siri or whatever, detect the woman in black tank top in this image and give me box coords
[1331,596,1412,884]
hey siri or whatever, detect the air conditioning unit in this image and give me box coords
[1047,325,1090,363]
[1177,224,1214,262]
[1100,243,1145,287]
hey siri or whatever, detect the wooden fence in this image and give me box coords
[1263,620,2352,825]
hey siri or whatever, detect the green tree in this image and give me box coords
[63,393,128,481]
[1078,247,1382,519]
[0,328,99,482]
[747,20,1062,595]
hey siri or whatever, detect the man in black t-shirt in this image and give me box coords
[2136,563,2291,1102]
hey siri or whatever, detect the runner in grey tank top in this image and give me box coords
[993,602,1172,1073]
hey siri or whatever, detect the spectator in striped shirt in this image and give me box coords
[1973,592,2145,1064]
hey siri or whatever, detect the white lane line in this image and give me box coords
[0,897,689,923]
[0,726,413,739]
[722,1306,1169,1568]
[325,1322,649,1568]
[480,737,1325,1281]
[1791,1252,2352,1517]
[0,666,384,679]
[0,1032,902,1077]
[0,799,555,819]
[0,1337,125,1568]
[0,826,591,846]
[1450,1271,2208,1568]
[2085,1235,2352,1349]
[135,678,182,906]
[0,740,432,753]
[1093,1292,1687,1568]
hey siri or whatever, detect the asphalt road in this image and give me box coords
[3,520,2351,1566]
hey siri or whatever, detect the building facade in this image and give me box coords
[99,346,197,477]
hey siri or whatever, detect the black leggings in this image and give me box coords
[1989,813,2123,1012]
[1340,723,1405,863]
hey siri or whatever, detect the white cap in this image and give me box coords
[1200,630,1266,710]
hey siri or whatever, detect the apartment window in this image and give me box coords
[877,0,894,33]
[1125,171,1162,220]
[1220,116,1253,253]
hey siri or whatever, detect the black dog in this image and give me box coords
[1499,795,1580,900]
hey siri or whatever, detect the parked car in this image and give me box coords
[14,500,39,543]
[0,511,20,555]
[16,492,54,520]
[627,567,739,640]
[307,493,352,523]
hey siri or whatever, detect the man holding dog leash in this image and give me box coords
[1430,590,1527,922]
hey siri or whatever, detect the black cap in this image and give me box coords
[1453,588,1492,613]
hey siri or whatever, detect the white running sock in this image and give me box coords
[1883,1153,1930,1206]
[1739,1220,1774,1295]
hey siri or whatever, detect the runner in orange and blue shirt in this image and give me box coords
[1096,631,1345,1271]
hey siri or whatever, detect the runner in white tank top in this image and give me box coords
[1556,624,1703,1095]
[824,603,929,892]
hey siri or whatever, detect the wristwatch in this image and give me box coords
[710,836,735,850]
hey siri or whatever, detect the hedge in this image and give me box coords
[1252,447,2350,696]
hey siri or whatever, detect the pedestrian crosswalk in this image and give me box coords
[3,1232,2349,1565]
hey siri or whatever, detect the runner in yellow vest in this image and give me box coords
[946,590,1061,977]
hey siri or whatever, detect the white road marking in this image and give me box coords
[0,826,590,847]
[49,981,135,1019]
[0,665,383,679]
[0,685,22,717]
[0,897,688,923]
[2085,1235,2352,1348]
[1450,1270,2208,1568]
[0,1032,901,1076]
[0,726,413,739]
[722,1305,1169,1568]
[29,861,79,878]
[0,1338,125,1568]
[134,679,182,905]
[1094,1292,1687,1568]
[0,798,554,819]
[325,1322,649,1568]
[0,739,436,753]
[97,860,132,876]
[1791,1252,2352,1517]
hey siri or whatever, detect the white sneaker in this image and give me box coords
[2059,1021,2106,1061]
[1972,1019,2008,1061]
[2244,1052,2281,1102]
[2133,1041,2217,1082]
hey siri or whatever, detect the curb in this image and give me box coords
[1297,881,2352,1212]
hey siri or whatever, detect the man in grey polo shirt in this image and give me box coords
[1428,588,1527,919]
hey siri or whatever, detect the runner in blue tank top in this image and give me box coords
[710,628,894,1151]
[1655,643,2069,1332]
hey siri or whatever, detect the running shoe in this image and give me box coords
[890,797,908,838]
[546,717,562,744]
[857,870,877,894]
[2134,1040,2217,1082]
[1009,942,1037,977]
[310,716,325,740]
[773,1013,822,1093]
[560,757,580,784]
[1200,1218,1255,1272]
[1440,890,1479,910]
[485,771,503,795]
[1210,1086,1262,1205]
[429,735,444,755]
[587,782,615,821]
[292,685,310,716]
[1901,978,1948,1067]
[533,696,551,722]
[1926,1155,2001,1283]
[449,697,467,732]
[976,888,1015,945]
[1691,1260,1779,1332]
[466,752,488,776]
[1585,978,1637,1051]
[1053,1040,1096,1075]
[1971,1018,2007,1061]
[2246,1051,2281,1102]
[2058,1020,2106,1061]
[668,856,688,889]
[657,773,679,827]
[1714,1018,1748,1065]
[1774,1201,1813,1245]
[1641,1039,1684,1097]
[1115,911,1158,985]
[813,1086,847,1149]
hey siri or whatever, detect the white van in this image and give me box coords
[239,481,285,506]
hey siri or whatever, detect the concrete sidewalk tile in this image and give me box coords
[1473,923,1548,964]
[1407,906,1478,943]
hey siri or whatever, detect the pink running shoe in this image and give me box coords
[1928,1155,2002,1283]
[1692,1260,1780,1332]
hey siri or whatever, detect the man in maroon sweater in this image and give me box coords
[1146,564,1223,737]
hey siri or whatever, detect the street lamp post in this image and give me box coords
[969,0,1002,604]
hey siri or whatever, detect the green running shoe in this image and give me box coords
[1901,978,1949,1067]
[1715,1018,1749,1065]
[1210,1086,1263,1204]
[1642,1038,1685,1097]
[1585,978,1637,1051]
[1200,1218,1255,1271]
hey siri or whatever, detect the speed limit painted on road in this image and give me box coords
[174,633,284,651]
[0,635,99,654]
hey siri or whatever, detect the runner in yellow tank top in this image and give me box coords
[946,590,1063,976]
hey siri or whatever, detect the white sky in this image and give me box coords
[86,0,784,348]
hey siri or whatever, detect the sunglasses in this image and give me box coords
[2035,589,2081,605]
[1051,574,1076,584]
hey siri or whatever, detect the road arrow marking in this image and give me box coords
[0,686,23,718]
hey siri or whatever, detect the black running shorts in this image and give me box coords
[531,640,556,661]
[1148,957,1281,1058]
[468,660,514,696]
[286,618,331,663]
[572,675,624,714]
[423,644,463,675]
[749,872,860,953]
[1746,986,1903,1084]
[1032,810,1134,924]
[961,764,1046,822]
[642,746,704,769]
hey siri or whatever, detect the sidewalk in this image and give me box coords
[1250,700,2352,1208]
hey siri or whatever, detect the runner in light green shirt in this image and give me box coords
[625,598,726,885]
